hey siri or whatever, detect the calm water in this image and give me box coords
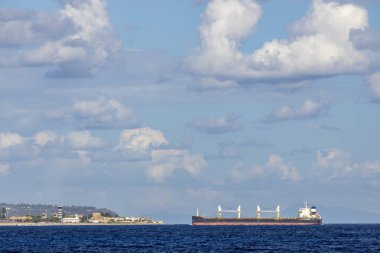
[0,224,379,252]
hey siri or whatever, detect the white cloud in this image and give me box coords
[354,161,380,174]
[0,164,10,176]
[189,114,241,133]
[66,131,104,149]
[34,130,58,146]
[185,0,374,86]
[264,98,327,122]
[0,127,206,183]
[24,41,86,65]
[117,127,206,181]
[183,153,206,176]
[0,19,34,47]
[317,148,351,171]
[73,98,138,129]
[0,0,122,77]
[148,149,206,182]
[266,154,301,181]
[0,8,74,47]
[316,148,380,178]
[147,164,175,183]
[232,154,300,182]
[118,127,169,152]
[185,0,262,79]
[0,132,24,149]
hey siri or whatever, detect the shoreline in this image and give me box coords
[0,222,165,227]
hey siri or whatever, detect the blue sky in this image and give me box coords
[0,0,380,223]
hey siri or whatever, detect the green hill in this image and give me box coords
[0,203,118,218]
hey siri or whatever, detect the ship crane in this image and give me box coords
[256,205,280,219]
[217,205,241,219]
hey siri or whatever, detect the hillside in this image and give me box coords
[0,203,118,217]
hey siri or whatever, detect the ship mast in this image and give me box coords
[217,205,241,219]
[256,205,281,219]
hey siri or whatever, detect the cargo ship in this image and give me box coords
[192,202,322,226]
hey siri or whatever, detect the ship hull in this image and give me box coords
[192,216,322,226]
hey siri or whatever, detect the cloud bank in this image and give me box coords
[148,149,206,182]
[43,98,138,130]
[185,0,376,86]
[0,0,122,78]
[118,127,206,182]
[73,98,138,129]
[317,148,380,178]
[118,127,169,152]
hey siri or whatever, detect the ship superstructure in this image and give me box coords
[192,202,322,226]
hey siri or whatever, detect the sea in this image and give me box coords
[0,224,379,252]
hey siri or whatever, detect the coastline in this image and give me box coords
[0,222,165,227]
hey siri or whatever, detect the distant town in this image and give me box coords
[0,203,164,225]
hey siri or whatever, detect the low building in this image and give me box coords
[62,215,81,223]
[89,212,105,223]
[9,216,33,222]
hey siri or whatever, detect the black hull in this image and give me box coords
[192,216,322,226]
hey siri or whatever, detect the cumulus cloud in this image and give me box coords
[66,131,104,149]
[0,18,34,47]
[117,127,169,152]
[354,161,380,174]
[148,149,206,182]
[317,148,380,178]
[185,0,262,80]
[34,131,58,146]
[264,98,328,122]
[73,98,138,129]
[0,127,207,182]
[188,114,241,134]
[231,154,300,182]
[43,97,138,130]
[185,0,375,86]
[117,127,206,182]
[317,148,351,170]
[0,8,74,48]
[266,154,301,181]
[0,0,122,77]
[0,164,10,176]
[0,132,24,149]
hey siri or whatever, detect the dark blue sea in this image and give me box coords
[0,224,379,252]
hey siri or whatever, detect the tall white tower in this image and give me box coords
[57,206,63,221]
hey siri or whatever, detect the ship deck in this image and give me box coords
[192,216,322,226]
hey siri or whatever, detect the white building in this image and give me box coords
[62,216,81,223]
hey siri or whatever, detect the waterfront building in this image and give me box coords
[9,216,33,222]
[89,212,104,223]
[62,215,81,223]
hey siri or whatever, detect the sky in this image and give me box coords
[0,0,380,223]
